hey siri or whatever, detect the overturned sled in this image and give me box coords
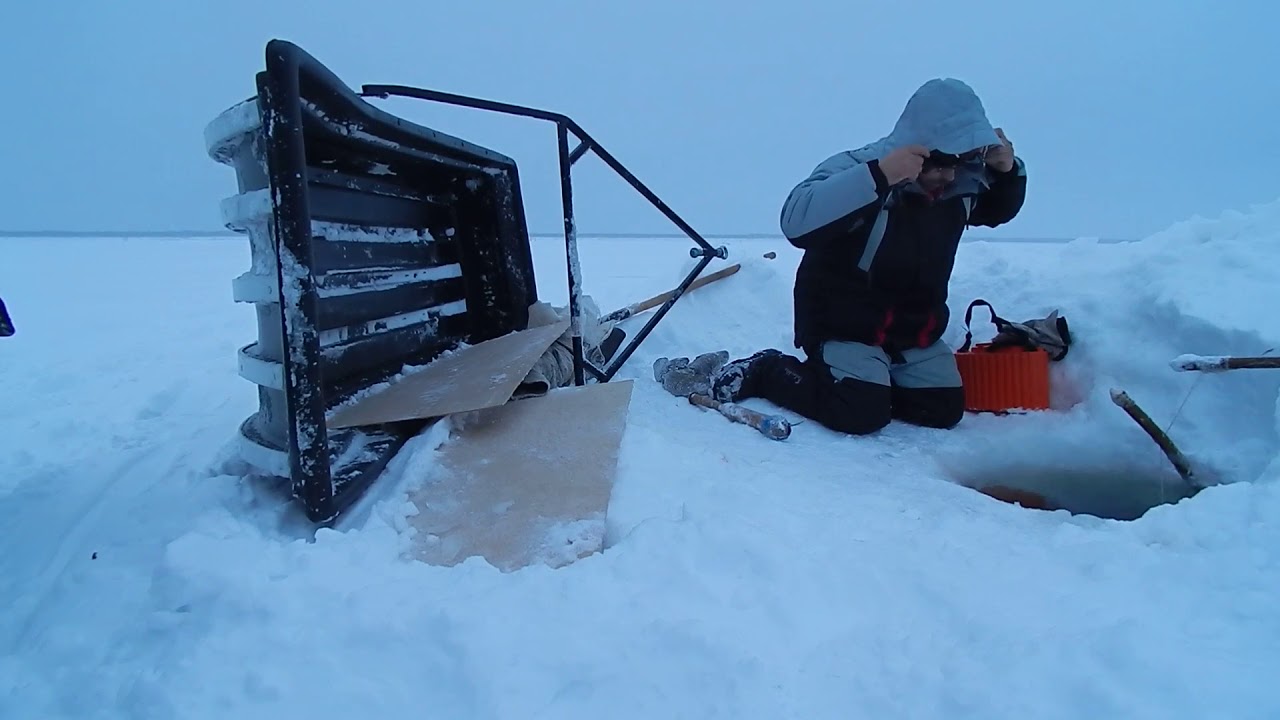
[204,40,728,567]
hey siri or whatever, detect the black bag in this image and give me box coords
[958,299,1071,361]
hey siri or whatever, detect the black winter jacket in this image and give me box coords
[781,155,1027,355]
[779,79,1029,356]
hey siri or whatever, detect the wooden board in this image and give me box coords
[326,319,570,429]
[406,380,634,572]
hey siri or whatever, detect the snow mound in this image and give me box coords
[1,199,1279,717]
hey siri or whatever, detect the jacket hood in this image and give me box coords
[887,78,1000,154]
[850,78,1000,162]
[845,78,1001,198]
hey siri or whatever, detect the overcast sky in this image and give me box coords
[2,1,1277,240]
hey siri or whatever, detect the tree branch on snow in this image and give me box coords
[1109,388,1200,493]
[1170,354,1280,372]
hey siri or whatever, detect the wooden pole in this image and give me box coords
[1109,388,1199,492]
[601,263,741,323]
[1170,354,1280,372]
[688,392,792,441]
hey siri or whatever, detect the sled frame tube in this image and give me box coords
[359,83,729,384]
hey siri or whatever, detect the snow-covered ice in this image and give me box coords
[2,199,1280,717]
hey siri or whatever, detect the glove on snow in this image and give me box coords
[652,350,730,397]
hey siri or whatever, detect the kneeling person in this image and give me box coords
[658,78,1027,435]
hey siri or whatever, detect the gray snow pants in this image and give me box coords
[752,339,965,435]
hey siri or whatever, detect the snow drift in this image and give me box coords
[2,198,1279,718]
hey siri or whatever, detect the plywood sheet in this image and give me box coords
[406,380,634,572]
[327,319,569,429]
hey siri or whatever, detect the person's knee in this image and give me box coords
[893,385,965,429]
[822,378,893,435]
[834,403,893,435]
[931,386,965,429]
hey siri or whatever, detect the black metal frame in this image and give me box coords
[208,38,731,524]
[222,40,539,523]
[359,84,730,385]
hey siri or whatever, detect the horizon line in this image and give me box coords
[0,229,1135,243]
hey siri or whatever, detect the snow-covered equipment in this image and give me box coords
[204,40,731,542]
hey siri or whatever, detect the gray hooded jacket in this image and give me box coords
[776,78,1028,352]
[780,78,1023,244]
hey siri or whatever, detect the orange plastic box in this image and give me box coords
[955,343,1050,412]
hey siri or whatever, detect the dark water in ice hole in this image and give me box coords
[950,461,1199,521]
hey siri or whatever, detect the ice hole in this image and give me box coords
[946,456,1199,521]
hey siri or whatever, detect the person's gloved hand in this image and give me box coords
[879,144,929,185]
[985,128,1015,173]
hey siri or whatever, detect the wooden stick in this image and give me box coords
[1109,388,1199,491]
[688,392,791,441]
[1170,354,1280,372]
[601,264,740,323]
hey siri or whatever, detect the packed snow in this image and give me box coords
[3,199,1280,717]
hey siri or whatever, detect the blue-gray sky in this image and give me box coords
[2,1,1277,240]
